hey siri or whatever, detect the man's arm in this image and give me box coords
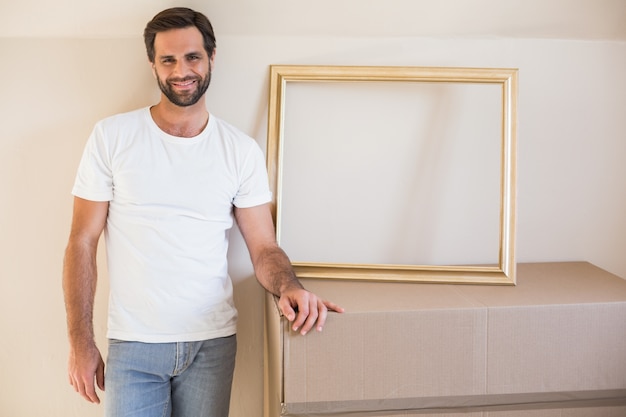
[62,197,109,404]
[234,203,343,335]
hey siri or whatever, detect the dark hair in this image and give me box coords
[143,7,216,63]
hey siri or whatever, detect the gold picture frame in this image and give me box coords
[267,65,517,285]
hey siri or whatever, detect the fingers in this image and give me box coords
[280,302,297,323]
[69,371,101,404]
[313,301,328,332]
[294,296,319,335]
[324,300,345,314]
[83,377,101,404]
[96,360,106,391]
[279,292,313,334]
[279,291,344,335]
[67,347,104,404]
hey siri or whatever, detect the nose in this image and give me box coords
[172,59,190,78]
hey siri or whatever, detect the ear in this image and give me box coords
[209,49,216,71]
[150,61,157,79]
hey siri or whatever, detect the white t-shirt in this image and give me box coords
[72,107,272,342]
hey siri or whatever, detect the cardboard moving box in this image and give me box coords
[264,262,626,416]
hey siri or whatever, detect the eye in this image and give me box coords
[161,58,175,65]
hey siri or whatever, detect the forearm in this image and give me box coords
[232,204,304,296]
[253,244,303,296]
[62,239,98,348]
[235,204,344,333]
[253,243,344,335]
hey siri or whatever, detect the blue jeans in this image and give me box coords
[105,335,237,417]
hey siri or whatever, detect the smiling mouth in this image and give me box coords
[170,78,198,89]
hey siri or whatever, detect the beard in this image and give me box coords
[156,67,212,107]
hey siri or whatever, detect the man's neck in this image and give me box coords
[150,99,209,138]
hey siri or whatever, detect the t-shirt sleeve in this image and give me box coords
[232,140,272,208]
[71,123,114,202]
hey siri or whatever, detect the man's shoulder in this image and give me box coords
[209,115,256,146]
[87,107,151,148]
[97,107,148,128]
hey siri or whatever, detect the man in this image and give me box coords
[62,7,343,417]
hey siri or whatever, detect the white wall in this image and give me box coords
[1,2,625,416]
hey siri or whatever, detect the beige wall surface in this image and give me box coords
[1,1,625,416]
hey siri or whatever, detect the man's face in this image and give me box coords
[152,26,214,107]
